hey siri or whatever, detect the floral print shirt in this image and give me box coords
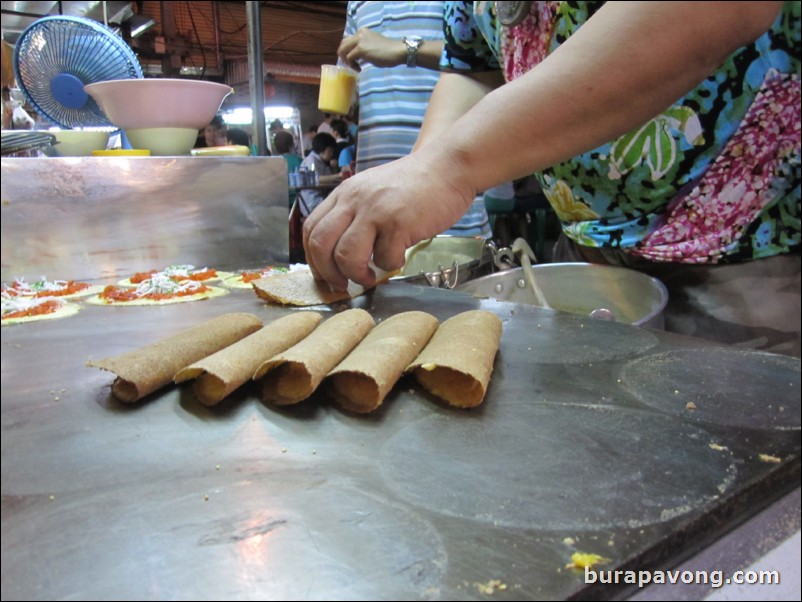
[441,1,801,263]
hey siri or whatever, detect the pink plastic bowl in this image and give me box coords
[84,78,233,130]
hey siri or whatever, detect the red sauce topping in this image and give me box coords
[100,284,210,303]
[3,280,90,298]
[240,271,262,283]
[2,299,62,320]
[36,281,89,297]
[129,270,158,284]
[185,268,217,281]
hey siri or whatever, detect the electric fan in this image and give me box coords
[13,15,143,128]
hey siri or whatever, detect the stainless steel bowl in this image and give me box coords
[456,263,668,328]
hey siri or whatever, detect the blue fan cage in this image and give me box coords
[13,15,143,128]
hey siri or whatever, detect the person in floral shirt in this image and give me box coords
[305,1,800,356]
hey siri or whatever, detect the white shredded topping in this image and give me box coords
[4,276,70,296]
[2,292,64,316]
[133,273,204,297]
[155,264,212,279]
[161,264,196,277]
[11,277,35,294]
[37,278,70,292]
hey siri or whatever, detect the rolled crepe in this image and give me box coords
[407,310,502,408]
[88,313,262,402]
[255,308,374,405]
[174,312,323,405]
[327,311,438,414]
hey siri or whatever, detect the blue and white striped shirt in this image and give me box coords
[345,1,490,237]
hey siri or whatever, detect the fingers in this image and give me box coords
[373,227,409,275]
[302,195,335,280]
[337,44,355,70]
[331,223,380,288]
[337,35,355,59]
[306,213,406,290]
[304,211,352,291]
[337,34,362,70]
[303,192,386,290]
[344,50,361,71]
[303,193,378,290]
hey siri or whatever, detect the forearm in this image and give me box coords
[436,0,784,192]
[413,40,446,71]
[339,29,445,71]
[352,37,445,70]
[415,71,505,151]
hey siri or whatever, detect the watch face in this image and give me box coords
[405,36,423,67]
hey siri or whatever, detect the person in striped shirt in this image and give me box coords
[338,1,491,237]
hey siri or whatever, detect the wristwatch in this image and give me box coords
[403,35,423,68]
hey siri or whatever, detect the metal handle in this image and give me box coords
[511,238,550,308]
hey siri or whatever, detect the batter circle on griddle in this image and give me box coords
[380,404,735,530]
[620,348,801,430]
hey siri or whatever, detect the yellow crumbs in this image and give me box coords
[474,579,507,595]
[565,552,611,570]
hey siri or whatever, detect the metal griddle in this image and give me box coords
[2,156,799,599]
[1,281,799,601]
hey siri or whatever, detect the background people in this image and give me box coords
[275,129,302,176]
[302,124,318,156]
[297,132,339,218]
[200,115,227,148]
[226,127,251,149]
[316,113,334,136]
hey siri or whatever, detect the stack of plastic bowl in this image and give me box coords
[84,78,233,156]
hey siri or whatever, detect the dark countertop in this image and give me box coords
[1,282,799,600]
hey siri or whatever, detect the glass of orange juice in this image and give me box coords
[318,64,358,115]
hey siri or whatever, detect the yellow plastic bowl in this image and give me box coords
[51,130,111,156]
[124,127,199,156]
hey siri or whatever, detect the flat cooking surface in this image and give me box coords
[1,282,800,600]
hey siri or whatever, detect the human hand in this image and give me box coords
[338,27,405,70]
[303,145,477,290]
